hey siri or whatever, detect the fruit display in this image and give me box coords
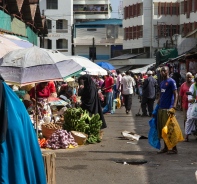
[63,108,102,144]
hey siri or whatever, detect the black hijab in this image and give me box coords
[0,75,7,143]
[78,75,107,129]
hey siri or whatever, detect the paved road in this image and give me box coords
[44,95,197,184]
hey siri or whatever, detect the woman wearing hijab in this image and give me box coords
[0,75,46,184]
[78,74,107,129]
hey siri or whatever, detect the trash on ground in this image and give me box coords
[121,131,147,141]
[116,159,148,165]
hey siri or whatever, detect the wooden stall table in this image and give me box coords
[42,152,56,184]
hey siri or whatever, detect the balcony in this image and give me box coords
[56,29,68,33]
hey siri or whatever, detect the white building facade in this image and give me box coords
[73,0,110,23]
[39,0,73,56]
[74,19,123,62]
[123,0,197,58]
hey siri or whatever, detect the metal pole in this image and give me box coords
[157,21,159,49]
[92,37,95,62]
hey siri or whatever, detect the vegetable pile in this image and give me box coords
[63,108,102,144]
[38,138,47,148]
[42,122,62,130]
[46,130,78,149]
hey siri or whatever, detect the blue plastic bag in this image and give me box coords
[148,118,161,149]
[148,104,161,150]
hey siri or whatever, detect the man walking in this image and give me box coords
[157,66,178,154]
[102,71,114,114]
[121,71,135,114]
[141,70,157,117]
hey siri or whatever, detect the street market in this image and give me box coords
[1,0,197,184]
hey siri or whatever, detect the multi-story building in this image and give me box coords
[123,0,197,59]
[39,0,73,55]
[73,0,110,23]
[74,19,123,62]
[39,0,111,56]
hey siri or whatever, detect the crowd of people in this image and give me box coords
[3,65,197,163]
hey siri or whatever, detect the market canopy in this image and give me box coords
[62,56,107,76]
[0,34,33,58]
[96,61,115,70]
[156,48,178,66]
[130,63,156,74]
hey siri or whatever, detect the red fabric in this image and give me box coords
[71,95,77,103]
[48,81,56,93]
[179,82,192,109]
[29,84,50,99]
[104,76,113,93]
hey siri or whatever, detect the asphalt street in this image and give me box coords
[43,95,197,184]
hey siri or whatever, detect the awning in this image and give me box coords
[0,34,33,58]
[109,53,145,61]
[115,65,133,72]
[186,28,197,38]
[131,63,156,74]
[3,34,33,48]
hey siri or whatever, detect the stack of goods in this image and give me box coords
[46,130,78,149]
[63,108,102,144]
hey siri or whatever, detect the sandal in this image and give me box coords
[167,149,178,154]
[157,148,168,154]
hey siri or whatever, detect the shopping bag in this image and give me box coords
[148,117,161,149]
[190,103,197,119]
[162,115,184,150]
[116,97,121,109]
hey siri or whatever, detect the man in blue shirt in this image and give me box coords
[157,66,178,154]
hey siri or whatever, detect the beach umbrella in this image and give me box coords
[96,61,115,70]
[0,46,85,86]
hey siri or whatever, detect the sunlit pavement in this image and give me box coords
[49,95,197,184]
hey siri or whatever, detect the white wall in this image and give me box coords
[39,0,73,55]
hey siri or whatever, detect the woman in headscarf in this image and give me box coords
[0,75,47,184]
[78,74,107,129]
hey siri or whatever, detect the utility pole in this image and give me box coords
[157,21,159,49]
[92,37,95,62]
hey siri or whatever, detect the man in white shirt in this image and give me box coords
[121,71,135,114]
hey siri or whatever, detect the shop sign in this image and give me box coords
[47,34,61,38]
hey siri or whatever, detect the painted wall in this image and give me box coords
[39,0,73,55]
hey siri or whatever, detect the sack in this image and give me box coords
[190,103,197,119]
[162,115,184,150]
[116,97,121,109]
[148,118,161,150]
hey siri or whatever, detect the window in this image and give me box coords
[47,0,58,9]
[89,47,96,60]
[181,2,184,14]
[56,39,68,49]
[56,20,63,29]
[47,39,52,49]
[87,29,97,31]
[161,3,165,14]
[46,19,52,30]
